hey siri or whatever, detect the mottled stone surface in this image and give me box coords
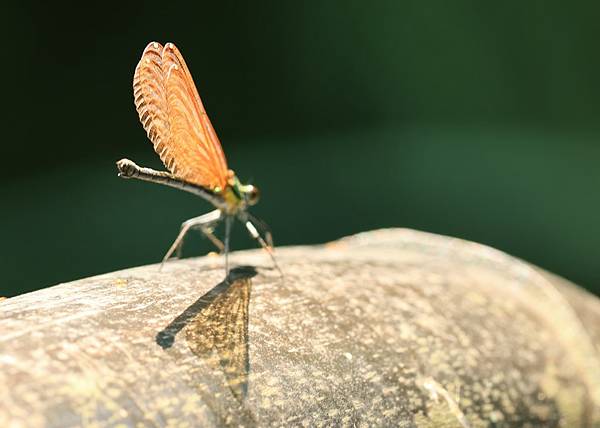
[1,229,599,427]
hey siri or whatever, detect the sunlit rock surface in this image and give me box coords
[1,229,599,427]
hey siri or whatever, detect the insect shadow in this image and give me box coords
[156,266,257,400]
[156,265,257,349]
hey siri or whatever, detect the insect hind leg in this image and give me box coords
[160,209,223,269]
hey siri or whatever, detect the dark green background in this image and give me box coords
[2,1,600,297]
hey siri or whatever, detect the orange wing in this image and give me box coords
[133,42,229,190]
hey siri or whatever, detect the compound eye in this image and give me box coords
[247,186,260,206]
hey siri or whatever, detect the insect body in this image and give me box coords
[116,42,276,276]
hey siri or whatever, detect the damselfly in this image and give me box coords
[116,42,277,276]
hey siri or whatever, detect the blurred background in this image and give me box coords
[2,1,600,297]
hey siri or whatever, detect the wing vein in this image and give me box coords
[132,41,229,190]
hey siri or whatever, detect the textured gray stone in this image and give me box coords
[1,229,599,427]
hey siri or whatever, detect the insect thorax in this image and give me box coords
[219,174,259,214]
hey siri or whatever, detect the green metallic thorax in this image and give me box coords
[216,174,254,214]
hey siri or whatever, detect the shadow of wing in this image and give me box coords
[185,277,252,401]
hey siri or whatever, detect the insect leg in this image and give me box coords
[224,215,233,277]
[186,224,225,255]
[161,209,222,269]
[242,216,283,276]
[245,212,274,248]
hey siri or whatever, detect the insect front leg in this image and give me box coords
[246,212,274,248]
[239,214,282,276]
[161,209,223,268]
